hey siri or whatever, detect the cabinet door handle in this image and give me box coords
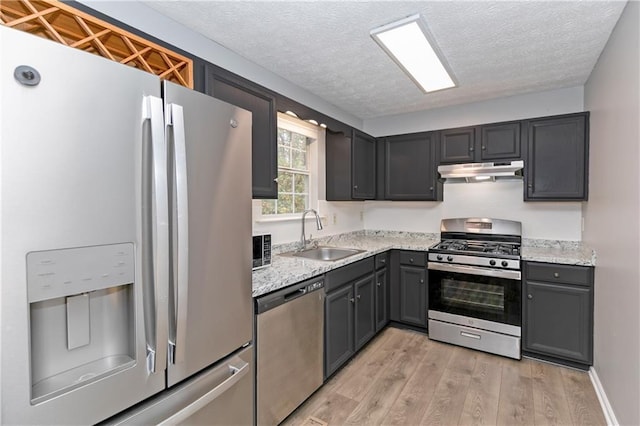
[380,258,386,264]
[429,187,434,191]
[469,146,474,152]
[377,282,381,287]
[528,183,533,189]
[356,294,361,300]
[527,294,533,300]
[553,272,560,278]
[349,297,355,304]
[420,279,424,284]
[481,145,486,150]
[353,185,358,190]
[409,258,414,263]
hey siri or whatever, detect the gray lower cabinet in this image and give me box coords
[375,268,388,332]
[354,275,376,350]
[523,262,594,368]
[324,258,376,379]
[324,285,354,378]
[399,265,427,328]
[390,251,428,329]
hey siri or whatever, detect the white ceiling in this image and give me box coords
[144,1,627,120]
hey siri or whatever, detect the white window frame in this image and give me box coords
[255,112,321,222]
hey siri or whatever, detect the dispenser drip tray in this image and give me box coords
[31,355,135,404]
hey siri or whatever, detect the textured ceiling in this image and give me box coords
[144,1,626,120]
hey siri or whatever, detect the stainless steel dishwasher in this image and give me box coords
[256,277,325,425]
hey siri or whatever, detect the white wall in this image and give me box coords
[78,0,362,130]
[364,86,584,137]
[253,200,364,246]
[583,2,640,425]
[364,182,582,240]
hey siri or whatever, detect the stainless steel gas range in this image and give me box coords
[427,218,522,359]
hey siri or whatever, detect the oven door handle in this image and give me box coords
[428,262,521,280]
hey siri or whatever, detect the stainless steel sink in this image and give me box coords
[283,246,366,262]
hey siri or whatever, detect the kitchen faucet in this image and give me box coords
[300,209,323,250]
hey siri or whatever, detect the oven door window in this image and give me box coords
[429,269,521,326]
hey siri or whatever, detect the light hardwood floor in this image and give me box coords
[282,327,606,426]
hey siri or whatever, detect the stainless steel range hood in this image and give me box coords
[438,160,524,183]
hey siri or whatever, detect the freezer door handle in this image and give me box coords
[142,95,169,374]
[166,103,189,365]
[157,358,250,425]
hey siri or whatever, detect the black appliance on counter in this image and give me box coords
[428,218,522,359]
[252,233,272,270]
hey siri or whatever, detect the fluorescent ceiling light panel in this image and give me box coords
[371,14,456,93]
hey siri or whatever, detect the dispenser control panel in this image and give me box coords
[26,243,134,303]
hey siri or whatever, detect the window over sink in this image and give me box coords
[261,113,321,216]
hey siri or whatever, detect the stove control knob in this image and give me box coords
[489,260,496,266]
[447,256,453,262]
[501,260,509,267]
[436,255,443,261]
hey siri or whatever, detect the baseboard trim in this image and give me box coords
[589,367,619,426]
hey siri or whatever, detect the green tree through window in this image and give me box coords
[261,127,311,215]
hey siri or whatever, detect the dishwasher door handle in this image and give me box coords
[284,288,307,301]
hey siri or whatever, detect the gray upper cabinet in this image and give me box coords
[325,130,353,201]
[352,130,376,199]
[480,122,521,160]
[384,132,441,201]
[204,65,278,199]
[440,122,522,164]
[326,129,376,200]
[524,112,589,201]
[523,262,594,368]
[440,126,476,163]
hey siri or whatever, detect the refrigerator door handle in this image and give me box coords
[166,103,189,365]
[157,358,249,426]
[142,95,169,374]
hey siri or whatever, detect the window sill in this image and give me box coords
[255,214,327,224]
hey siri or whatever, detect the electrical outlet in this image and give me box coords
[332,213,337,225]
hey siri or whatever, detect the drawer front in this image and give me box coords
[399,251,426,267]
[525,262,592,286]
[375,252,388,270]
[325,257,375,292]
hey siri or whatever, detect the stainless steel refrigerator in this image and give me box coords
[0,26,253,424]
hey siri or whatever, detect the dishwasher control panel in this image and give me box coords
[256,278,324,314]
[306,281,324,292]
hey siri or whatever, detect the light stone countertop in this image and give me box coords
[521,245,597,266]
[252,231,596,298]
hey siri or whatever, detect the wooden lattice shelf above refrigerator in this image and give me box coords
[0,0,193,88]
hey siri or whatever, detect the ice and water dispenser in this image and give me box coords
[27,243,136,403]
